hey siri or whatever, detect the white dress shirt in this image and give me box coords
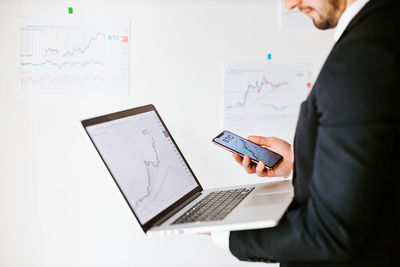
[333,0,370,42]
[211,0,371,251]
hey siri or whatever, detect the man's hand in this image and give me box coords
[232,136,293,178]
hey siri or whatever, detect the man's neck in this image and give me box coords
[338,0,358,21]
[345,0,358,10]
[333,0,371,42]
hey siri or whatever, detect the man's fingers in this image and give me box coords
[232,153,243,164]
[242,155,255,173]
[247,136,277,147]
[232,153,254,173]
[256,161,264,174]
[247,135,263,145]
[233,153,258,174]
[256,161,268,177]
[256,161,276,177]
[242,154,251,168]
[232,136,292,178]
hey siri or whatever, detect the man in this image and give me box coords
[212,0,399,266]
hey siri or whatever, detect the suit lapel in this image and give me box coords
[334,0,393,45]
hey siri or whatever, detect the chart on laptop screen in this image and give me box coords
[86,111,197,224]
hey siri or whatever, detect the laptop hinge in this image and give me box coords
[152,192,202,227]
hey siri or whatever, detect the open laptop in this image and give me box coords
[81,104,293,236]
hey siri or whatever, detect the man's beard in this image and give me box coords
[304,0,342,30]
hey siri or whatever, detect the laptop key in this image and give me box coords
[172,187,255,224]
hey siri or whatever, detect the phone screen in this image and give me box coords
[213,131,282,168]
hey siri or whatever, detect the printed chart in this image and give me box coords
[223,62,312,137]
[20,17,130,95]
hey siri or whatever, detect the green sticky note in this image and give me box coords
[68,7,73,14]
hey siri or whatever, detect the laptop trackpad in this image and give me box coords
[245,193,288,207]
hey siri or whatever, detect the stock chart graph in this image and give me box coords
[223,62,312,136]
[86,111,197,224]
[20,17,130,95]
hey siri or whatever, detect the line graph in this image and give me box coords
[21,59,105,70]
[63,32,105,57]
[85,111,198,225]
[226,77,288,109]
[21,73,106,89]
[261,104,288,111]
[224,62,312,136]
[44,47,60,57]
[134,135,165,209]
[20,17,130,95]
[43,32,106,57]
[131,126,193,218]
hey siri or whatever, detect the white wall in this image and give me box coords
[0,0,334,266]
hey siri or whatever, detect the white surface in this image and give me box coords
[0,0,334,266]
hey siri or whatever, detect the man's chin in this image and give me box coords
[301,10,328,29]
[312,17,337,30]
[313,22,334,30]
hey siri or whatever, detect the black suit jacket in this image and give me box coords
[229,0,400,266]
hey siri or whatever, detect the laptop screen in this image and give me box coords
[83,106,199,227]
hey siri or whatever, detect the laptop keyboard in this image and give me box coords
[172,187,255,224]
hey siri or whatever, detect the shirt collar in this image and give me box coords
[334,0,370,42]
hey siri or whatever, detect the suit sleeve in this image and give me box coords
[229,123,396,262]
[229,14,399,261]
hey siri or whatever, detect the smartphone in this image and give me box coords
[212,130,283,169]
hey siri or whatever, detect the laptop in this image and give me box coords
[81,104,293,236]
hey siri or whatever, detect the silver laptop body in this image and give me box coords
[81,104,293,236]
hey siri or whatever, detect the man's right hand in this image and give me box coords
[232,136,293,178]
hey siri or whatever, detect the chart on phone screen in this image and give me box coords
[86,111,197,224]
[223,62,312,137]
[214,132,277,167]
